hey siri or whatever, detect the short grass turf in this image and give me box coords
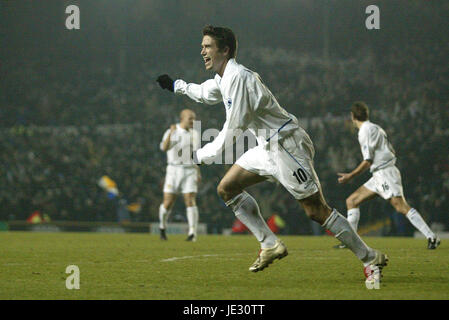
[0,232,448,300]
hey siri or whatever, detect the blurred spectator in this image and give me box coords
[1,40,447,234]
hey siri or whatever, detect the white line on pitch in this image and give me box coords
[161,254,222,262]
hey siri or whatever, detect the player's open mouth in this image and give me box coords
[204,57,211,64]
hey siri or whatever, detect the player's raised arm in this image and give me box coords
[174,78,222,105]
[160,124,176,152]
[156,74,222,105]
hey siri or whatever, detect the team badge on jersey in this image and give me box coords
[226,98,232,108]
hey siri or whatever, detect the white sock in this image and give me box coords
[159,204,171,230]
[226,191,277,249]
[193,206,199,235]
[187,206,199,235]
[347,208,360,232]
[323,209,375,266]
[406,208,435,239]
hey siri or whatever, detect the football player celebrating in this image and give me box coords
[157,25,387,287]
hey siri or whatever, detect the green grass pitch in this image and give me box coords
[0,232,448,300]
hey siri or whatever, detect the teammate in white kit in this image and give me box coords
[159,109,202,241]
[157,25,387,287]
[336,101,440,249]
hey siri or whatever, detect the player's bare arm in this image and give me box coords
[160,124,176,152]
[196,166,202,184]
[338,160,372,184]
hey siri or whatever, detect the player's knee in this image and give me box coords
[305,208,328,225]
[391,200,409,214]
[393,204,405,214]
[217,181,241,202]
[216,183,229,201]
[163,201,174,210]
[390,197,411,214]
[184,197,196,207]
[346,196,358,209]
[302,200,331,224]
[305,210,319,223]
[299,192,331,224]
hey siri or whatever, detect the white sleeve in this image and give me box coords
[359,127,376,161]
[174,79,222,105]
[196,74,252,164]
[159,129,171,151]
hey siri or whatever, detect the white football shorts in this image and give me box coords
[163,165,198,194]
[363,165,404,199]
[235,129,320,200]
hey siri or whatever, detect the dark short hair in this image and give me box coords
[351,101,370,121]
[202,25,238,59]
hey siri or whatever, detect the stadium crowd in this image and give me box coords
[1,42,448,234]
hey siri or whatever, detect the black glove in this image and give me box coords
[156,74,174,92]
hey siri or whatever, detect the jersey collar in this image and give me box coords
[177,123,190,132]
[214,58,238,84]
[359,120,371,131]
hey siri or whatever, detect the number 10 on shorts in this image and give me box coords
[293,168,308,184]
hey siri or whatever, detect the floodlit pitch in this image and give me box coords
[0,232,447,300]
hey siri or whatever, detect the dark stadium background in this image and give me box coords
[1,0,447,236]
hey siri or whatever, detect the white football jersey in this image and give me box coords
[358,121,396,172]
[160,124,200,166]
[174,58,302,164]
